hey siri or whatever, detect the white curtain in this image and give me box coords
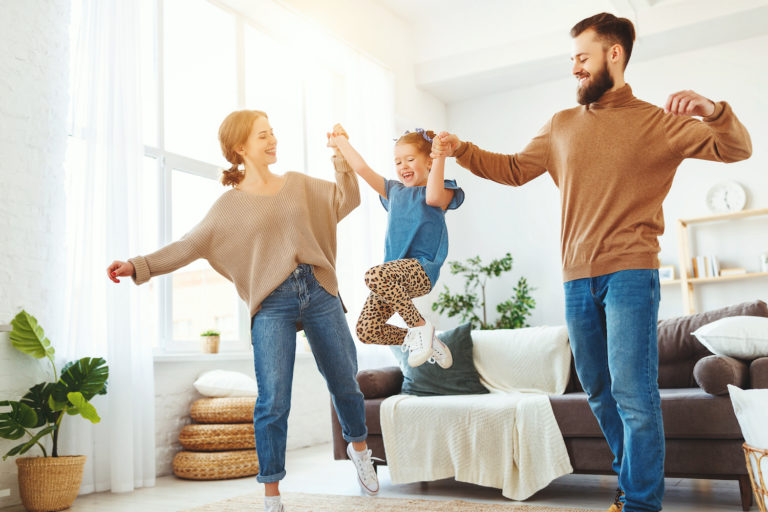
[336,54,399,370]
[63,0,155,494]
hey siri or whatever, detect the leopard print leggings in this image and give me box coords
[356,259,432,346]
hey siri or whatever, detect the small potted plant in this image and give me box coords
[0,310,108,512]
[200,330,220,354]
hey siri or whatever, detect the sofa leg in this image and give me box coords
[739,475,753,511]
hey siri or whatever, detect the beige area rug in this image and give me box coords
[182,491,600,512]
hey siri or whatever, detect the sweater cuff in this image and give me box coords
[129,256,151,285]
[332,155,354,174]
[703,101,726,122]
[453,141,469,159]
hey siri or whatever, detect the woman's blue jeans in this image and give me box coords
[250,264,367,483]
[564,269,664,512]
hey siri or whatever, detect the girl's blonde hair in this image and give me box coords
[218,109,268,187]
[395,129,436,159]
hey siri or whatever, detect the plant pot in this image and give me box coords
[201,335,220,354]
[16,455,86,512]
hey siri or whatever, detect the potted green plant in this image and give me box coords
[0,310,108,512]
[432,252,536,330]
[200,329,220,354]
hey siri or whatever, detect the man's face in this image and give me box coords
[571,29,615,105]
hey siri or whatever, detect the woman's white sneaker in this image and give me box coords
[346,443,380,496]
[264,496,285,512]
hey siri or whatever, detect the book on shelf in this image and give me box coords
[691,255,721,278]
[720,267,747,276]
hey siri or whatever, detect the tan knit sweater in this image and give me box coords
[454,84,752,282]
[129,157,360,316]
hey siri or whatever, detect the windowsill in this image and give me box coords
[153,351,315,363]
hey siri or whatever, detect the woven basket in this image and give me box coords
[190,397,256,424]
[179,423,255,451]
[744,443,768,512]
[173,450,259,480]
[16,455,86,512]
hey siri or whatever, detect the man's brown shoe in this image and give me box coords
[607,488,624,512]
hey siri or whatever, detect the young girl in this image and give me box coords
[108,110,379,512]
[328,125,464,368]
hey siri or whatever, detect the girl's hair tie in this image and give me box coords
[414,128,432,143]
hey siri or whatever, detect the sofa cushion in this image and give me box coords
[692,316,768,359]
[550,388,743,439]
[693,355,749,396]
[392,323,489,397]
[751,357,768,389]
[656,300,768,388]
[472,325,571,394]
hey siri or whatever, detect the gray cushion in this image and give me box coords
[392,323,489,396]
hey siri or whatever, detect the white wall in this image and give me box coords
[0,0,71,507]
[445,34,768,326]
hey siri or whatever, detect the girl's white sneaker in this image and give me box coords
[401,320,434,367]
[429,334,453,369]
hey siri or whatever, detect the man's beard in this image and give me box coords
[576,60,614,105]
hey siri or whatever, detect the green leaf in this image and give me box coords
[67,392,100,423]
[0,401,38,440]
[9,311,55,362]
[2,425,55,460]
[20,383,57,427]
[53,357,109,403]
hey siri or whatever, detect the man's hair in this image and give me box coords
[570,13,636,69]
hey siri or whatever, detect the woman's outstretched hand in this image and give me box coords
[107,260,135,283]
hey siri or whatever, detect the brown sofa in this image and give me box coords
[331,300,768,510]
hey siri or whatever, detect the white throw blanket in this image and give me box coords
[380,392,573,500]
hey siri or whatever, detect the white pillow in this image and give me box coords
[728,385,768,510]
[471,325,571,395]
[692,316,768,359]
[193,370,259,397]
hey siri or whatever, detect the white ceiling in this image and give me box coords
[371,0,768,102]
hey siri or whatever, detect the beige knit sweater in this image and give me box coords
[129,157,359,316]
[454,84,752,282]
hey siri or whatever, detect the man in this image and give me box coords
[432,12,751,512]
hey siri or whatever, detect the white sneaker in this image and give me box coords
[264,496,285,512]
[401,321,434,367]
[429,334,453,369]
[346,443,380,496]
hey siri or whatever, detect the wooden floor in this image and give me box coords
[1,443,748,511]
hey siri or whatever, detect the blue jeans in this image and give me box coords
[250,264,367,483]
[564,269,664,512]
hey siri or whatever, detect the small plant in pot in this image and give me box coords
[0,310,108,512]
[200,329,220,354]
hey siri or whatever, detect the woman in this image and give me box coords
[107,110,379,512]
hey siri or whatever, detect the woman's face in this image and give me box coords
[239,116,277,167]
[394,143,431,187]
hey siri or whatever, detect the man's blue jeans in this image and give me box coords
[250,264,367,483]
[564,269,664,512]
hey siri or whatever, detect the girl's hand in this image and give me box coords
[431,131,460,158]
[326,123,349,154]
[332,123,348,139]
[107,260,134,283]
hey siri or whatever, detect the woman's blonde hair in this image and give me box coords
[395,129,436,159]
[218,109,268,187]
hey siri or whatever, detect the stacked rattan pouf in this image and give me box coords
[172,396,260,480]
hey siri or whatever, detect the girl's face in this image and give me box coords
[239,116,277,167]
[394,143,431,187]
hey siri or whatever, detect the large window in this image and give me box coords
[132,0,392,353]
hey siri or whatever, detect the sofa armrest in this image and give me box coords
[693,355,749,395]
[750,357,768,389]
[356,366,403,399]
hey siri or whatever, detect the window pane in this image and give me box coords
[164,0,237,165]
[140,0,157,147]
[304,67,337,179]
[171,169,238,342]
[244,26,304,174]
